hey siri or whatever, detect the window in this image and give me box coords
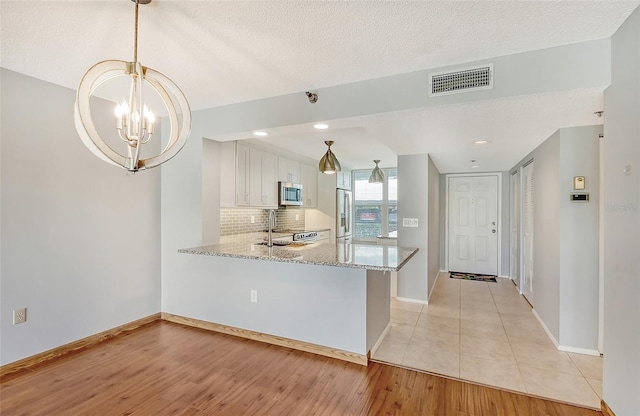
[352,168,397,240]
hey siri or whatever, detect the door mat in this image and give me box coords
[449,272,497,283]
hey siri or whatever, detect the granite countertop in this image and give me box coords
[179,239,418,272]
[377,230,398,240]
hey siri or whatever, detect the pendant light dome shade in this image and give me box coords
[368,160,385,183]
[74,0,191,172]
[319,140,341,174]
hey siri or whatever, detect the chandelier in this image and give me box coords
[368,160,384,183]
[318,140,341,174]
[74,0,191,172]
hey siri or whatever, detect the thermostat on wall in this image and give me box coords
[570,193,589,202]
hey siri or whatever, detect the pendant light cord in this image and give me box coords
[133,0,139,64]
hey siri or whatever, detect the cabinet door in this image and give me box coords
[220,141,237,207]
[261,152,278,207]
[236,143,251,206]
[249,148,263,206]
[300,163,317,208]
[278,157,300,183]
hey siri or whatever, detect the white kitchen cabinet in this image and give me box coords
[220,141,237,207]
[300,162,317,208]
[236,142,251,206]
[250,148,278,208]
[278,157,300,184]
[337,170,352,190]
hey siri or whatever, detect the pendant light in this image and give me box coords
[319,140,341,174]
[74,0,191,172]
[368,160,384,183]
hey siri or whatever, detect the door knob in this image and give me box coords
[492,229,496,233]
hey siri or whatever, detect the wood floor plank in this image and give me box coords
[0,321,602,416]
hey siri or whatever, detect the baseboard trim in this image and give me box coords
[531,309,560,349]
[370,324,391,356]
[395,296,428,305]
[0,313,161,377]
[161,313,368,366]
[601,400,616,416]
[558,345,601,356]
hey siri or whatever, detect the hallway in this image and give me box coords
[371,273,603,409]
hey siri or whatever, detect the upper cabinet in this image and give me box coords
[250,148,278,208]
[236,142,251,206]
[300,163,317,208]
[278,157,300,184]
[337,170,352,190]
[220,140,316,209]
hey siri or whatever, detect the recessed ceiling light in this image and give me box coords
[253,131,268,137]
[313,123,329,130]
[473,140,491,145]
[471,165,480,168]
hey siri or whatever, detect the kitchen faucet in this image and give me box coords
[267,209,277,247]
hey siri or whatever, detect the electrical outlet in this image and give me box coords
[13,308,27,325]
[295,214,299,221]
[250,215,255,224]
[402,218,419,228]
[250,290,258,303]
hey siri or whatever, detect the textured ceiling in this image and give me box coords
[1,1,638,171]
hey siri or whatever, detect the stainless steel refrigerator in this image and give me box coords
[336,188,352,242]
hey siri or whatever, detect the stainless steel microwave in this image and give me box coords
[279,182,303,206]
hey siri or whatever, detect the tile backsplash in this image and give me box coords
[220,208,305,236]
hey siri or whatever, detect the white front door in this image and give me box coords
[521,161,534,303]
[448,175,498,275]
[510,170,520,287]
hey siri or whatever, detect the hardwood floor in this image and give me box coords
[0,321,602,416]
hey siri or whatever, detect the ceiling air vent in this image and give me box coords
[429,64,493,97]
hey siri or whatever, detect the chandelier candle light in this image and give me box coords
[74,0,191,172]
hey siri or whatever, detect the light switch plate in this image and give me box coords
[403,218,419,227]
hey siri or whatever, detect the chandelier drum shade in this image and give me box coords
[319,140,341,174]
[74,0,191,172]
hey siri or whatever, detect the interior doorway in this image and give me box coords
[447,175,499,276]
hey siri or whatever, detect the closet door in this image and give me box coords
[510,170,520,287]
[522,161,534,303]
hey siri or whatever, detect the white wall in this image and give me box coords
[182,40,611,138]
[602,6,640,415]
[0,69,161,365]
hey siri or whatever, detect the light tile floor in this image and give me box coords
[371,273,603,409]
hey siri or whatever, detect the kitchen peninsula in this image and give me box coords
[170,238,418,365]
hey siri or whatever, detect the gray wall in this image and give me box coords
[427,156,441,294]
[397,154,429,301]
[532,131,561,341]
[0,69,161,365]
[603,6,640,415]
[559,126,600,350]
[511,125,602,350]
